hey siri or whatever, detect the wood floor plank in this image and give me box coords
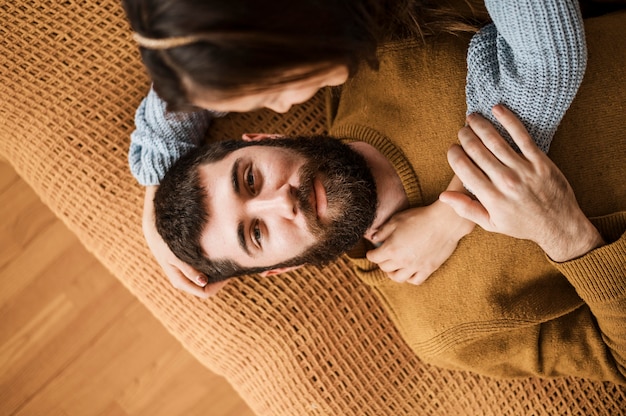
[1,275,131,414]
[18,302,172,415]
[0,161,19,192]
[0,178,56,270]
[0,221,77,306]
[0,242,98,340]
[0,162,255,416]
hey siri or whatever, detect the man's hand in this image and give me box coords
[143,186,229,298]
[366,193,474,285]
[440,105,605,262]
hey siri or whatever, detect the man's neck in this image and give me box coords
[349,141,409,241]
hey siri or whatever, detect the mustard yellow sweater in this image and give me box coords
[329,11,626,383]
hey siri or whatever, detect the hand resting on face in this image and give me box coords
[143,186,229,299]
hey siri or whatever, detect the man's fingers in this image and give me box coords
[491,105,542,160]
[464,112,522,169]
[439,191,490,229]
[446,143,496,200]
[457,125,511,179]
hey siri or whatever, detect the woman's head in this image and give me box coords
[122,0,481,112]
[123,0,381,112]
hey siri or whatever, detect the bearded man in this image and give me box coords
[147,0,626,383]
[154,134,379,279]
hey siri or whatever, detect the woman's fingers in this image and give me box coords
[370,220,397,246]
[165,265,229,299]
[176,262,209,287]
[387,267,414,283]
[407,272,428,286]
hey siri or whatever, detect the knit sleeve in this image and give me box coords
[465,0,586,153]
[128,86,226,186]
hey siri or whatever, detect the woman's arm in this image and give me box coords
[466,0,587,153]
[128,85,224,185]
[366,176,475,285]
[130,86,228,296]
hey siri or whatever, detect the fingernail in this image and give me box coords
[197,275,208,286]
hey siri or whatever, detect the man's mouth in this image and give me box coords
[312,177,327,221]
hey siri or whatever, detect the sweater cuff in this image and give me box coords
[128,146,176,186]
[549,213,626,304]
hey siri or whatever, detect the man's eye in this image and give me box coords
[253,222,262,246]
[246,168,255,194]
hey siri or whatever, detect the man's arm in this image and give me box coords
[442,106,626,380]
[366,0,587,285]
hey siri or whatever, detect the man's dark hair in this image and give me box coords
[154,136,377,283]
[154,139,253,281]
[122,0,482,111]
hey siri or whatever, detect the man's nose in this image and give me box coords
[248,184,297,219]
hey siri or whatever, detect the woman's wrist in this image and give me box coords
[142,185,159,232]
[443,176,476,238]
[434,198,476,240]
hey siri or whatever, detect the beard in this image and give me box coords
[253,135,378,268]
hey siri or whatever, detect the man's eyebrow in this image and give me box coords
[237,221,251,256]
[231,158,241,195]
[232,159,251,256]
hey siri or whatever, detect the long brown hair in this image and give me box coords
[122,0,483,111]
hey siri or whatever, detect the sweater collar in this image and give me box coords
[331,123,423,208]
[330,123,424,286]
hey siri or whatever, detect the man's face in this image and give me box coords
[198,137,377,272]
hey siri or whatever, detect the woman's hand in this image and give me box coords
[441,105,605,262]
[143,186,229,298]
[366,188,475,285]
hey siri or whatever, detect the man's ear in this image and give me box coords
[258,265,303,277]
[241,133,285,142]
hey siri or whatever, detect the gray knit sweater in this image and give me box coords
[128,0,586,186]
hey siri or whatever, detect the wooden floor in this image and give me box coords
[0,161,255,416]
